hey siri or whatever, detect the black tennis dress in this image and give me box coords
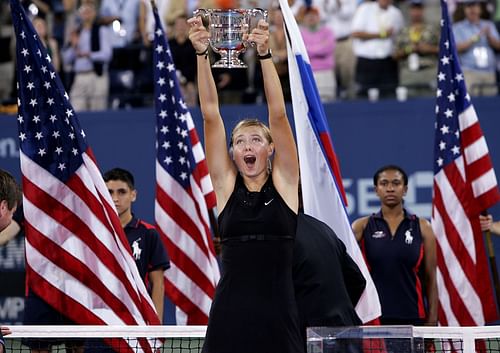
[202,174,304,353]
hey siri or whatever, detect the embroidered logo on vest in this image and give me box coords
[372,230,386,239]
[132,237,142,260]
[405,229,414,245]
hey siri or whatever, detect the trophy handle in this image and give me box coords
[250,8,268,22]
[244,8,268,49]
[193,8,208,18]
[193,8,210,30]
[193,9,220,54]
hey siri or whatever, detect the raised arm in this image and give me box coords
[188,17,236,211]
[249,19,299,212]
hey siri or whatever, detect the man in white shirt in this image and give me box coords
[351,0,404,98]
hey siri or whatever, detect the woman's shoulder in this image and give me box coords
[352,215,370,227]
[351,216,371,238]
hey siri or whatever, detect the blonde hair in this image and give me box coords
[230,119,273,147]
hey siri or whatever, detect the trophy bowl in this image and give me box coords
[194,8,268,68]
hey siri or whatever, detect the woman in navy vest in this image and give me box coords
[352,165,438,326]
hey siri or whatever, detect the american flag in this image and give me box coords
[278,0,381,323]
[432,0,500,326]
[151,5,220,325]
[10,0,161,350]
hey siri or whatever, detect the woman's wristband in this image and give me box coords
[196,48,209,59]
[257,50,272,60]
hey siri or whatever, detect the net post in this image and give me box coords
[463,329,475,353]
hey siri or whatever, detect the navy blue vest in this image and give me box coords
[362,210,426,322]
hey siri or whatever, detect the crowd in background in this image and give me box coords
[0,0,499,111]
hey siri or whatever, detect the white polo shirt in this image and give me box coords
[351,1,404,59]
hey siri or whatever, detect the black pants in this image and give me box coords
[355,56,399,98]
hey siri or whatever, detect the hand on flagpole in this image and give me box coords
[480,214,494,232]
[187,16,210,54]
[480,214,500,235]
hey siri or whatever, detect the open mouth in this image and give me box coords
[244,155,256,166]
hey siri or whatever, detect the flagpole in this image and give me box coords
[485,226,500,312]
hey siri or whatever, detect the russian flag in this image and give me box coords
[278,0,381,323]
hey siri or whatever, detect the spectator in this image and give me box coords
[480,214,500,235]
[494,0,500,36]
[393,0,439,97]
[351,0,404,98]
[313,0,358,99]
[99,0,141,48]
[0,169,21,233]
[299,6,336,102]
[103,168,170,322]
[453,0,500,96]
[138,0,171,46]
[168,15,197,106]
[59,0,80,91]
[62,0,79,43]
[0,207,22,246]
[33,16,61,72]
[22,0,52,19]
[351,165,438,326]
[62,2,113,111]
[0,1,14,103]
[164,0,216,27]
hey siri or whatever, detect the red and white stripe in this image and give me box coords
[21,149,161,353]
[432,105,500,326]
[155,114,219,325]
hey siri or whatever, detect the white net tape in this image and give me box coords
[4,325,500,353]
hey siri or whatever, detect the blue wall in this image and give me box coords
[1,96,500,324]
[3,97,499,221]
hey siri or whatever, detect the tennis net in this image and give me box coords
[5,325,206,353]
[4,325,500,353]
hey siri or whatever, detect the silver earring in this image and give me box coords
[267,158,272,174]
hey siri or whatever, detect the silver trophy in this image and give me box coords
[194,8,268,68]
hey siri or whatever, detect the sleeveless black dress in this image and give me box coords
[202,174,304,353]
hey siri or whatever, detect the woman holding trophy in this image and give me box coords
[188,12,304,353]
